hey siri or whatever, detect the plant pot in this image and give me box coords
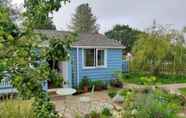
[83,86,89,93]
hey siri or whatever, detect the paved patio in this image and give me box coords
[49,83,186,117]
[50,91,114,118]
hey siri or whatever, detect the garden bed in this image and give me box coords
[179,88,186,96]
[122,72,186,85]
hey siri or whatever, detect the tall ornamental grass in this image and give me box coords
[0,99,34,118]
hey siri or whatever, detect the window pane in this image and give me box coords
[84,49,95,67]
[97,50,105,66]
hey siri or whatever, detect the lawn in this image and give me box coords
[121,72,186,85]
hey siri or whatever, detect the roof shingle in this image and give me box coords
[35,29,125,48]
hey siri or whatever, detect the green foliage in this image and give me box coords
[0,99,34,118]
[121,72,186,85]
[91,80,107,90]
[48,69,63,88]
[79,76,92,91]
[24,0,70,30]
[84,109,113,118]
[84,111,100,118]
[81,76,91,86]
[69,3,98,33]
[179,88,186,96]
[108,87,118,98]
[131,25,186,75]
[132,32,171,74]
[101,108,112,118]
[123,89,183,118]
[35,17,56,30]
[79,78,108,92]
[47,33,76,61]
[110,79,123,88]
[140,76,156,85]
[105,25,143,52]
[0,0,75,118]
[119,88,133,97]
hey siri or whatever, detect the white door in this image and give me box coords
[58,61,68,83]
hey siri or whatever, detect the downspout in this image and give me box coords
[76,48,80,87]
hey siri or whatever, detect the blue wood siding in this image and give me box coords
[70,48,122,86]
[122,60,128,72]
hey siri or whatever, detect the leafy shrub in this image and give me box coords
[110,79,123,88]
[140,76,156,85]
[108,87,118,98]
[0,99,34,118]
[85,111,100,118]
[101,108,112,117]
[123,89,183,118]
[79,76,92,91]
[48,70,63,88]
[119,88,133,97]
[121,72,186,85]
[91,80,107,91]
[84,109,112,118]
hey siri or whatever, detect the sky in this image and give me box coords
[14,0,186,33]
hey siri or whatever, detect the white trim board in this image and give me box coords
[82,48,107,69]
[72,46,125,49]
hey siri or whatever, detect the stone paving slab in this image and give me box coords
[51,91,113,118]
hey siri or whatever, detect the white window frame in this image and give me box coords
[82,48,107,69]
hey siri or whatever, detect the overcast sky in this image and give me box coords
[14,0,186,33]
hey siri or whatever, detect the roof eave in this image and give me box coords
[71,45,126,49]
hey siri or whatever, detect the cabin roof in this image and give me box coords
[35,29,125,49]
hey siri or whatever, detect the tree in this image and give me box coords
[105,25,143,53]
[24,0,70,30]
[0,0,75,118]
[0,0,21,21]
[131,31,171,74]
[69,3,98,33]
[34,17,56,30]
[131,24,186,75]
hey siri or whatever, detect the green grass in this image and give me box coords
[122,72,186,85]
[0,99,34,118]
[179,88,186,96]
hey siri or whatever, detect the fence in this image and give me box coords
[127,62,186,75]
[0,79,12,89]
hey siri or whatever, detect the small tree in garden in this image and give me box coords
[0,0,76,118]
[131,23,186,75]
[131,31,171,74]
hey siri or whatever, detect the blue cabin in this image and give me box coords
[38,30,125,87]
[0,30,126,93]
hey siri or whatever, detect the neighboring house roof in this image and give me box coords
[35,29,125,49]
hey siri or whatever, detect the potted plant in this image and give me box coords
[80,76,90,93]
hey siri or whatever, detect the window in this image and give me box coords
[97,49,105,66]
[84,49,95,67]
[83,49,106,68]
